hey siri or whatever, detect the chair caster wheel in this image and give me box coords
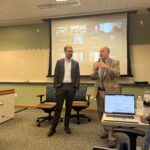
[48,119,52,122]
[37,124,41,127]
[77,121,80,125]
[36,119,39,122]
[88,118,91,122]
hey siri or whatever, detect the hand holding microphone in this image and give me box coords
[94,59,109,70]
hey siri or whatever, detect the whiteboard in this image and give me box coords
[0,44,149,83]
[0,49,50,82]
[131,44,150,82]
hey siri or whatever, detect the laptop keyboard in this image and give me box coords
[106,114,135,119]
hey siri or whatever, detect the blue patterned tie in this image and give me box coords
[99,68,104,89]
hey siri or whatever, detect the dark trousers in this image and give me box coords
[51,84,76,129]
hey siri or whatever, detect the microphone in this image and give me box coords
[98,58,104,63]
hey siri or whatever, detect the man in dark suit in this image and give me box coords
[48,45,80,136]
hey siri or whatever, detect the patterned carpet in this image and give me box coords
[0,108,146,150]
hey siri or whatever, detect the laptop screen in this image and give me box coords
[104,94,135,114]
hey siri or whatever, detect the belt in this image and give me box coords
[62,83,72,85]
[98,87,105,91]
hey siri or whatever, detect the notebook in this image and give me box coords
[103,94,139,123]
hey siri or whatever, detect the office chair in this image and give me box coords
[144,116,150,150]
[113,127,145,150]
[36,85,63,127]
[93,117,150,150]
[113,116,150,150]
[71,84,91,124]
[93,127,144,150]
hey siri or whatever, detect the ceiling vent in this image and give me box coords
[38,0,80,9]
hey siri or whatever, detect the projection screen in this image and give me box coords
[51,13,128,75]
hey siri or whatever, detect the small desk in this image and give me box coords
[101,113,149,150]
[101,113,149,128]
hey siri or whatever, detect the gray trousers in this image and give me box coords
[96,90,105,121]
[51,84,76,129]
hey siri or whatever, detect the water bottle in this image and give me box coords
[144,91,150,106]
[136,96,144,117]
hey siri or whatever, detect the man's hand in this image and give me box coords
[99,62,110,69]
[94,62,110,71]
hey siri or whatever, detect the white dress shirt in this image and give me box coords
[63,58,72,83]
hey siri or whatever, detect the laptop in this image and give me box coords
[103,94,139,123]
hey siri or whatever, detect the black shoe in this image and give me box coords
[64,127,72,134]
[48,129,56,137]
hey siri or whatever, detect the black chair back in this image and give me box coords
[46,85,56,102]
[73,85,87,101]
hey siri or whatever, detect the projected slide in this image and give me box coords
[51,14,127,75]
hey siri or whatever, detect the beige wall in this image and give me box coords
[1,81,149,110]
[0,83,95,108]
[0,13,150,108]
[0,83,150,110]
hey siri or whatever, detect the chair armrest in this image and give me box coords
[113,127,145,137]
[37,95,45,103]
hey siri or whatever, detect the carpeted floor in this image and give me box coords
[0,108,146,150]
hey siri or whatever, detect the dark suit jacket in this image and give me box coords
[54,58,80,88]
